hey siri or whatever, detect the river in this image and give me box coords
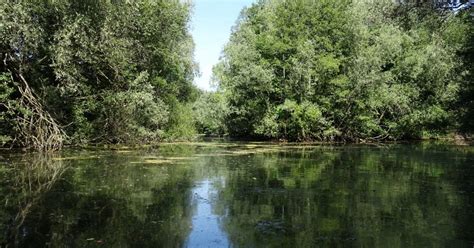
[0,142,473,247]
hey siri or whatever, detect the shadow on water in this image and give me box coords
[0,142,472,247]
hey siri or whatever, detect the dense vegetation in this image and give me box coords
[1,0,198,150]
[1,0,473,150]
[213,0,473,141]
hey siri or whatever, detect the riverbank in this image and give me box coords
[1,132,472,153]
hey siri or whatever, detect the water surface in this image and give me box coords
[0,142,473,247]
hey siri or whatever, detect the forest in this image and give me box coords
[1,0,473,150]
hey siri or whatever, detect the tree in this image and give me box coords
[0,0,199,149]
[214,0,471,141]
[193,91,228,136]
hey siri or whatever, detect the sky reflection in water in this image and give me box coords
[0,142,473,247]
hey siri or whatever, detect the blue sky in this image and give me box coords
[191,0,255,91]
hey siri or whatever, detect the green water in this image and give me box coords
[0,143,473,247]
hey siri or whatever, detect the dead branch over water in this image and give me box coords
[13,73,65,151]
[2,51,66,151]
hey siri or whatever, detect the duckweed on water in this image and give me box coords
[0,143,472,247]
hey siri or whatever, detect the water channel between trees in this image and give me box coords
[0,142,473,247]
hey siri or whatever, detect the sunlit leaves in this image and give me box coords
[215,0,470,141]
[1,0,198,146]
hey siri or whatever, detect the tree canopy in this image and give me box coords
[214,0,473,141]
[1,0,198,149]
[1,0,473,149]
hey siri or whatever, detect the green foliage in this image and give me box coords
[166,102,197,141]
[456,9,474,132]
[1,0,472,147]
[255,100,331,141]
[344,0,467,140]
[0,0,198,148]
[214,0,472,141]
[192,92,228,136]
[0,73,15,145]
[95,72,169,143]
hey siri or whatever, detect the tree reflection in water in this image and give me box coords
[0,143,472,247]
[212,145,474,247]
[0,153,67,246]
[0,148,197,247]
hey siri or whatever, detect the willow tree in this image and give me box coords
[214,0,471,141]
[0,0,198,149]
